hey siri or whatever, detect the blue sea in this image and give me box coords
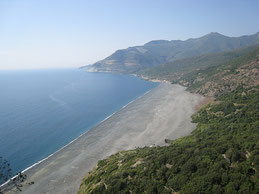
[0,69,158,177]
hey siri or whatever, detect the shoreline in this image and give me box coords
[0,85,157,190]
[5,83,204,194]
[132,74,213,111]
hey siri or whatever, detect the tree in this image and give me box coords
[0,156,12,185]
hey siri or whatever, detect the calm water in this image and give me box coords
[0,69,157,176]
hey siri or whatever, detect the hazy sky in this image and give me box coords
[1,0,259,70]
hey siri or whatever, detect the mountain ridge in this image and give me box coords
[82,32,259,73]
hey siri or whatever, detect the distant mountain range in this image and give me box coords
[82,32,259,73]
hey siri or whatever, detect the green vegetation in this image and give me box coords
[79,44,259,193]
[181,45,259,95]
[138,46,253,81]
[78,86,259,193]
[139,44,259,97]
[139,45,259,82]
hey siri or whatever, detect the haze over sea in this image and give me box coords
[0,69,157,175]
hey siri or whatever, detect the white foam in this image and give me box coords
[0,85,157,189]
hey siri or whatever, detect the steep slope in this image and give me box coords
[181,49,259,96]
[83,32,259,73]
[78,43,259,194]
[139,45,259,97]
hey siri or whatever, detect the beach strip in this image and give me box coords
[7,83,204,194]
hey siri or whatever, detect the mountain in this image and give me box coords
[179,46,259,96]
[82,32,259,73]
[138,44,259,96]
[140,44,259,97]
[78,40,259,194]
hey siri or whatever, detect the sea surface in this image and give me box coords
[0,69,158,177]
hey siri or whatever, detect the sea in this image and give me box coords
[0,69,158,179]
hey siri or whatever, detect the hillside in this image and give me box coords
[139,45,259,96]
[82,32,259,73]
[181,49,259,96]
[78,86,259,194]
[78,43,259,194]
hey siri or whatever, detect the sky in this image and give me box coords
[0,0,259,70]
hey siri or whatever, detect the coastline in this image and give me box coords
[134,74,213,111]
[0,85,156,190]
[5,83,204,194]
